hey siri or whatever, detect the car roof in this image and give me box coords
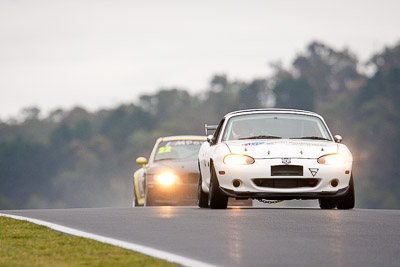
[224,108,319,118]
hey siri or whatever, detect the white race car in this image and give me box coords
[198,109,355,209]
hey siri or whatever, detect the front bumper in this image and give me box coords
[147,183,198,205]
[213,158,352,198]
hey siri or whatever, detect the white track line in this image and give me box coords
[0,213,217,267]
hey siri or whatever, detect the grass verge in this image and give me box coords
[0,216,179,266]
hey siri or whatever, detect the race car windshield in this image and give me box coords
[154,140,205,161]
[223,114,331,141]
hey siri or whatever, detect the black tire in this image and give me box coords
[319,198,336,209]
[198,172,209,208]
[132,178,141,207]
[336,174,355,210]
[133,192,140,207]
[208,167,228,209]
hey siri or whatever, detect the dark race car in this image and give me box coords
[133,135,252,207]
[133,135,207,206]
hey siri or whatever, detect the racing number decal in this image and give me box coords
[158,146,172,154]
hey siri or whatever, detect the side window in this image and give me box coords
[212,119,225,144]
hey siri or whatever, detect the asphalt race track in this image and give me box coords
[2,207,400,266]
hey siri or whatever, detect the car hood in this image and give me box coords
[225,139,338,159]
[146,159,199,175]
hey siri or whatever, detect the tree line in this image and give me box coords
[0,40,399,209]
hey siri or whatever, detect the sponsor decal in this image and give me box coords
[158,146,172,154]
[265,140,326,147]
[242,142,265,146]
[166,140,204,146]
[282,158,291,164]
[309,168,319,177]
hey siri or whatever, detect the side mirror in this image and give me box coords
[334,135,343,143]
[136,157,148,168]
[207,135,215,144]
[205,124,217,135]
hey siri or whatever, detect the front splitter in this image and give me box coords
[219,186,349,200]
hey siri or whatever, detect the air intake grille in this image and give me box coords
[253,178,319,188]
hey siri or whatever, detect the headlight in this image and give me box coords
[318,154,345,165]
[157,172,176,185]
[223,154,255,165]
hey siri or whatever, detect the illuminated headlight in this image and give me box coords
[157,172,176,185]
[223,154,255,165]
[318,154,345,165]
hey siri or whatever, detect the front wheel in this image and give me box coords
[198,172,209,208]
[208,167,228,209]
[336,175,355,210]
[133,189,140,207]
[133,176,142,207]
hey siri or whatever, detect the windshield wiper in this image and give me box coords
[290,136,330,141]
[239,135,282,140]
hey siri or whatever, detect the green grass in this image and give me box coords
[0,216,179,267]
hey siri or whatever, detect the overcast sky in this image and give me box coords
[1,0,399,120]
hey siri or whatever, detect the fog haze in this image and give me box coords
[1,0,399,119]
